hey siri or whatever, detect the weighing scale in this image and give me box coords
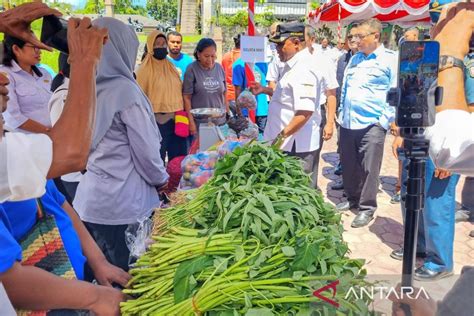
[190,108,226,152]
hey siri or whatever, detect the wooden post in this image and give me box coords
[213,26,223,61]
[245,0,256,122]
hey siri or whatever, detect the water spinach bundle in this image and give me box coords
[122,143,371,315]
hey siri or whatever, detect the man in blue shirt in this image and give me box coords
[167,31,194,81]
[337,18,398,228]
[232,59,269,133]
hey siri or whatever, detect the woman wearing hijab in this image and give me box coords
[73,18,169,272]
[136,30,187,162]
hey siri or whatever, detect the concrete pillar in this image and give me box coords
[201,0,212,36]
[306,0,312,16]
[213,26,223,62]
[105,0,115,17]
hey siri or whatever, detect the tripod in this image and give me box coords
[400,127,430,316]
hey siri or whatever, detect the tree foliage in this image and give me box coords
[315,24,335,43]
[310,0,321,10]
[147,0,178,23]
[75,0,104,14]
[215,7,277,28]
[46,1,74,15]
[75,0,146,15]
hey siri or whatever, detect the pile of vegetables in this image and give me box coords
[180,152,220,189]
[122,143,371,315]
[180,141,249,189]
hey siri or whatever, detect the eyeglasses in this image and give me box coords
[348,32,377,40]
[23,44,40,52]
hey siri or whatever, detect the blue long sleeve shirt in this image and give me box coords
[338,45,398,130]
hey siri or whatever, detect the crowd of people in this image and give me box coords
[0,0,473,315]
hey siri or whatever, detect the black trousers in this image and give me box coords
[286,143,318,188]
[53,179,79,206]
[256,116,268,135]
[157,118,188,163]
[339,124,386,212]
[83,222,130,272]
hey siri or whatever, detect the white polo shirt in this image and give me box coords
[0,132,52,202]
[425,110,474,176]
[319,46,339,66]
[266,58,285,83]
[264,50,322,153]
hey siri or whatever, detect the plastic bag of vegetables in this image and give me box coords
[217,139,248,156]
[180,169,214,189]
[180,152,219,189]
[236,89,257,110]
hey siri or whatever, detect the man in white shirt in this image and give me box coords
[319,37,339,66]
[404,27,420,41]
[251,22,322,186]
[425,2,474,176]
[0,3,126,315]
[266,22,285,91]
[335,39,347,59]
[304,25,339,188]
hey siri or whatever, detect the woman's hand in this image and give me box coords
[89,285,126,316]
[189,116,197,135]
[0,73,9,139]
[90,257,131,288]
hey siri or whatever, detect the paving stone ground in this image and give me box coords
[316,133,474,314]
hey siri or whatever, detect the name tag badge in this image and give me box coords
[300,83,315,98]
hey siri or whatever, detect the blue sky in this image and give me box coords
[61,0,86,8]
[61,0,147,9]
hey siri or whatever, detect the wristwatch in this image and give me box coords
[439,55,464,72]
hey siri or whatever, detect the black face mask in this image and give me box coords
[153,47,168,60]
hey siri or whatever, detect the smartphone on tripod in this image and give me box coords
[397,41,440,128]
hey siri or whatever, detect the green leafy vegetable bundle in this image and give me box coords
[122,143,371,315]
